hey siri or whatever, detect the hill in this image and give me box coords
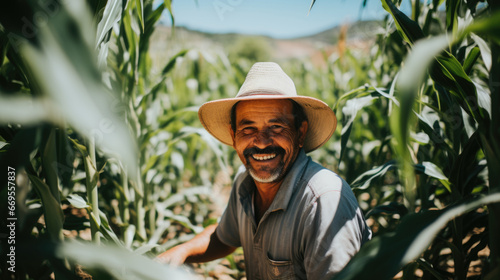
[149,20,384,67]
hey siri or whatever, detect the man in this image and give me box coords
[157,62,371,279]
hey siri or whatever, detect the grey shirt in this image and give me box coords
[216,150,372,279]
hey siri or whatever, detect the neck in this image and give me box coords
[253,179,283,223]
[254,180,282,203]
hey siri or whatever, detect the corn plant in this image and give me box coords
[1,0,499,279]
[310,0,500,279]
[0,0,202,279]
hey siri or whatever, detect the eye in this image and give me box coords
[240,127,256,135]
[270,125,284,132]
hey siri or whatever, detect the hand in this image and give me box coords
[155,246,188,267]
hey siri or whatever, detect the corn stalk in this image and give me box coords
[483,0,500,269]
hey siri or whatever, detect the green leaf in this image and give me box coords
[69,138,99,192]
[136,0,144,32]
[163,0,175,28]
[332,85,369,112]
[143,1,165,42]
[398,35,449,97]
[28,174,64,241]
[445,0,459,34]
[95,0,123,65]
[67,194,90,209]
[333,193,500,280]
[415,161,451,193]
[134,244,159,255]
[20,13,138,179]
[465,10,500,43]
[0,95,59,125]
[99,210,123,245]
[351,161,397,190]
[41,128,59,199]
[366,202,408,218]
[474,80,492,119]
[392,35,450,210]
[96,0,123,46]
[57,242,194,280]
[0,141,9,150]
[308,0,316,14]
[419,161,448,181]
[462,46,480,75]
[340,96,377,162]
[381,0,425,46]
[431,51,483,121]
[161,49,188,76]
[86,210,123,245]
[449,131,482,195]
[470,34,491,71]
[124,224,136,249]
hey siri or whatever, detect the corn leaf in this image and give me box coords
[431,51,483,122]
[57,242,194,280]
[162,49,189,76]
[308,0,316,14]
[340,96,377,162]
[381,0,425,46]
[392,35,449,209]
[136,0,144,32]
[28,174,64,241]
[465,10,500,43]
[366,202,408,218]
[163,0,175,27]
[96,0,123,46]
[351,161,397,190]
[418,162,448,181]
[445,0,459,34]
[333,193,500,280]
[0,141,8,150]
[0,95,59,125]
[462,46,480,75]
[20,7,138,179]
[470,33,492,71]
[449,131,482,195]
[67,194,90,209]
[41,128,60,199]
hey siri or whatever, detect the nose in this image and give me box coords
[253,129,272,148]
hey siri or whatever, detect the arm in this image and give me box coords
[156,224,237,266]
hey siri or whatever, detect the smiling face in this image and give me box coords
[230,99,308,184]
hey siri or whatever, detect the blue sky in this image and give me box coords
[162,0,411,39]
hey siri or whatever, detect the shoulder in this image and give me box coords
[303,161,349,201]
[299,161,362,220]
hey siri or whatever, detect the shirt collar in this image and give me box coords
[238,149,310,213]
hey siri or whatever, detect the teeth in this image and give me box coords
[252,154,277,161]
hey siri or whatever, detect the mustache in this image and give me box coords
[243,146,285,158]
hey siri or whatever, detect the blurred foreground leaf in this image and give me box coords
[333,193,500,280]
[57,242,194,280]
[16,1,138,177]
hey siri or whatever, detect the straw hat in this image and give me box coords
[198,62,337,153]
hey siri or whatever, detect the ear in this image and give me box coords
[298,120,308,147]
[229,124,236,147]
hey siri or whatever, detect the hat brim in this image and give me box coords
[198,94,337,153]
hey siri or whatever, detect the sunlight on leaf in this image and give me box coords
[67,194,90,209]
[20,10,138,179]
[58,242,194,280]
[334,193,500,280]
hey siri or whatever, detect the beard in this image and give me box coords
[243,146,286,183]
[248,163,284,183]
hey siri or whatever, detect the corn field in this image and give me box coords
[0,0,499,279]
